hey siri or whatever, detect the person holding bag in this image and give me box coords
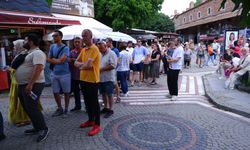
[47,30,71,117]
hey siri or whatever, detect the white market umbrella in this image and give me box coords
[43,25,106,41]
[102,31,136,43]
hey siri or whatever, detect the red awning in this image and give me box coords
[0,10,81,26]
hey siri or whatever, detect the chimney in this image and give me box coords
[189,1,195,8]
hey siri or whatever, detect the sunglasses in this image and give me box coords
[52,34,60,38]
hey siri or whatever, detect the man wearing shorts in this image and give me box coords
[131,39,149,86]
[48,30,71,117]
[97,40,117,118]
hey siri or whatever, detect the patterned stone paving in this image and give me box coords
[103,113,206,150]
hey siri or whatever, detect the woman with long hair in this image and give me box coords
[150,43,161,85]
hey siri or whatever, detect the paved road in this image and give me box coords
[1,59,250,150]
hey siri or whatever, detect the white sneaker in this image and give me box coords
[120,93,128,97]
[171,96,178,101]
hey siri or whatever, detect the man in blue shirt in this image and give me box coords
[131,39,149,86]
[48,30,71,117]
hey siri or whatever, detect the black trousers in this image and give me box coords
[184,59,190,66]
[0,111,3,135]
[71,79,82,109]
[167,69,180,96]
[18,83,47,131]
[80,81,100,125]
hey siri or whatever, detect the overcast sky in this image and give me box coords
[161,0,194,16]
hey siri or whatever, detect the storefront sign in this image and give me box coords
[51,0,94,17]
[28,17,61,25]
[0,13,81,25]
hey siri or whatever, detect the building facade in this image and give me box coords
[173,0,240,44]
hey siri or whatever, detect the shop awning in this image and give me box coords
[52,13,112,32]
[43,25,106,41]
[0,10,81,26]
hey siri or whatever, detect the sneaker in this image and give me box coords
[0,134,6,141]
[79,120,95,128]
[52,108,63,117]
[24,128,39,135]
[70,107,81,112]
[36,128,49,143]
[130,82,134,87]
[100,108,109,114]
[171,96,178,101]
[88,125,101,136]
[120,93,128,97]
[165,94,172,98]
[104,110,114,118]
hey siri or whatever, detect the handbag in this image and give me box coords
[11,52,28,69]
[49,45,66,70]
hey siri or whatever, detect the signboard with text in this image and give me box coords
[51,0,94,17]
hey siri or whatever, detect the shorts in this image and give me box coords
[132,62,144,72]
[51,73,71,93]
[99,81,114,96]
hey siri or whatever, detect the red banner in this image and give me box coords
[0,12,81,26]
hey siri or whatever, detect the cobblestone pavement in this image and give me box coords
[3,58,250,150]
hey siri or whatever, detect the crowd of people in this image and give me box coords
[1,29,250,144]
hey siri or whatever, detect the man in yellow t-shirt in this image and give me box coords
[74,29,101,136]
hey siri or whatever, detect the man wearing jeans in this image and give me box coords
[48,30,71,117]
[117,42,131,97]
[15,34,48,142]
[75,29,101,136]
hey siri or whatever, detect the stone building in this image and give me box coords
[173,0,240,43]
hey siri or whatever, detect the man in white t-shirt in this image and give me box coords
[166,37,184,101]
[126,41,134,83]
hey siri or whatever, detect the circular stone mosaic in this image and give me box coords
[103,113,206,150]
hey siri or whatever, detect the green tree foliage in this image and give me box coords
[140,13,175,32]
[46,0,52,6]
[194,0,202,6]
[221,0,250,26]
[94,0,165,31]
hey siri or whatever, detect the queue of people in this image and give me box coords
[9,28,250,144]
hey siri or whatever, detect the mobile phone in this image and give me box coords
[30,91,38,100]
